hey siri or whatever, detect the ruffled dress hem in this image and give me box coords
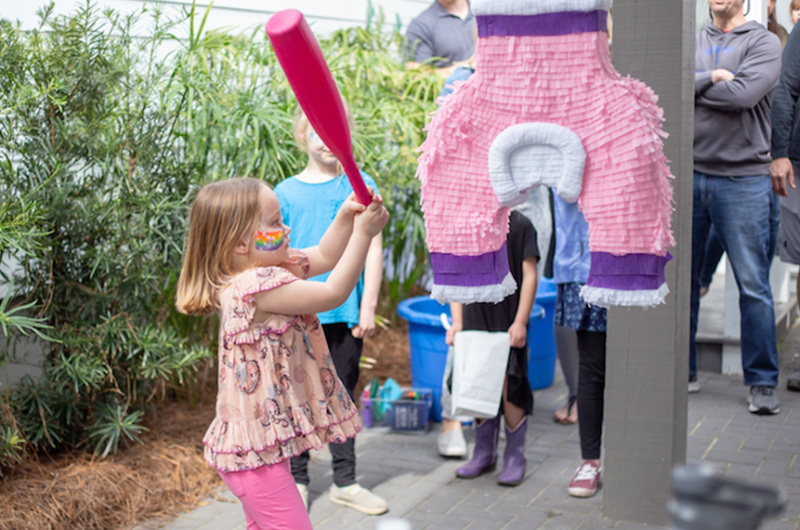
[203,407,362,472]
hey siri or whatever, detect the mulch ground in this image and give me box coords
[0,324,411,530]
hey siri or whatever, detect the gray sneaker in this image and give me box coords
[329,484,388,515]
[748,386,780,415]
[437,428,467,457]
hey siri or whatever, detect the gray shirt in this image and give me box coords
[694,21,781,176]
[405,1,476,67]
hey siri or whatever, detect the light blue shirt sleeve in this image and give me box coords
[273,172,380,327]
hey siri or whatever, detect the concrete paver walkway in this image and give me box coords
[148,327,800,530]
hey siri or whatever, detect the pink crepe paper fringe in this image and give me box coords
[417,32,674,262]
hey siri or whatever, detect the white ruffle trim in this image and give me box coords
[431,273,517,305]
[580,283,669,309]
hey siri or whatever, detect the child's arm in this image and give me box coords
[351,232,383,338]
[253,198,388,318]
[299,192,372,278]
[445,303,463,346]
[508,256,538,349]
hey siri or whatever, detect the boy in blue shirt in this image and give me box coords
[275,107,387,515]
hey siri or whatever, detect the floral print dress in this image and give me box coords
[203,252,361,472]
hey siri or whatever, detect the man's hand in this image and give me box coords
[711,69,735,83]
[770,157,795,196]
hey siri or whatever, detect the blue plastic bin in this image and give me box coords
[362,387,434,434]
[396,297,450,422]
[529,277,558,391]
[397,295,548,422]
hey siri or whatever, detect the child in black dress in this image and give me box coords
[445,210,539,486]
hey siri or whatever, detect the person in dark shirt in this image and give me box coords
[404,0,476,77]
[446,211,539,486]
[770,20,800,393]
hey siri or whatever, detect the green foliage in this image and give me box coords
[0,0,440,470]
[10,375,78,450]
[86,402,147,458]
[0,426,25,467]
[0,400,25,475]
[323,13,440,313]
[0,288,55,342]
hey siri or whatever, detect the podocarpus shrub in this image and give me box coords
[0,1,441,469]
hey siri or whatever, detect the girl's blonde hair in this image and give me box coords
[176,177,266,315]
[792,0,800,11]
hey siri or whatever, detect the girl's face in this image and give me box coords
[304,125,339,169]
[250,187,291,266]
[793,5,800,24]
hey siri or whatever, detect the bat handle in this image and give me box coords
[341,158,372,206]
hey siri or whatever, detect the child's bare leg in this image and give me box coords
[441,418,463,433]
[503,377,525,430]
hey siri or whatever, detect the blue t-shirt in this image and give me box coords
[274,172,379,327]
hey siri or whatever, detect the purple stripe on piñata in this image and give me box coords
[431,244,509,286]
[433,273,503,287]
[586,252,672,291]
[477,11,607,38]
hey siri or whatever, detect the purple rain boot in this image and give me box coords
[497,417,528,486]
[456,415,501,479]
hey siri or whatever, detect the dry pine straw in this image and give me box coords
[0,398,221,530]
[0,325,411,530]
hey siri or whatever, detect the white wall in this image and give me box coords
[4,0,431,36]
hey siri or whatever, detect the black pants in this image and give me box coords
[576,330,607,460]
[290,323,362,487]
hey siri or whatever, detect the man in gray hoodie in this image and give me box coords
[771,21,800,393]
[692,0,782,414]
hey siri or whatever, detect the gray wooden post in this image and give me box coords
[603,1,694,525]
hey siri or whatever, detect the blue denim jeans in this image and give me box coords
[699,227,725,288]
[690,172,779,387]
[770,189,781,262]
[699,191,779,288]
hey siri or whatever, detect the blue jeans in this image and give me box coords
[690,172,779,387]
[699,191,779,288]
[770,189,780,260]
[699,227,725,288]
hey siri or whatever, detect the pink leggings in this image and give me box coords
[218,460,312,530]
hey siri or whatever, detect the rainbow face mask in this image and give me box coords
[255,229,284,252]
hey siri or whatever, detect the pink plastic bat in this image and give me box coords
[266,10,371,205]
